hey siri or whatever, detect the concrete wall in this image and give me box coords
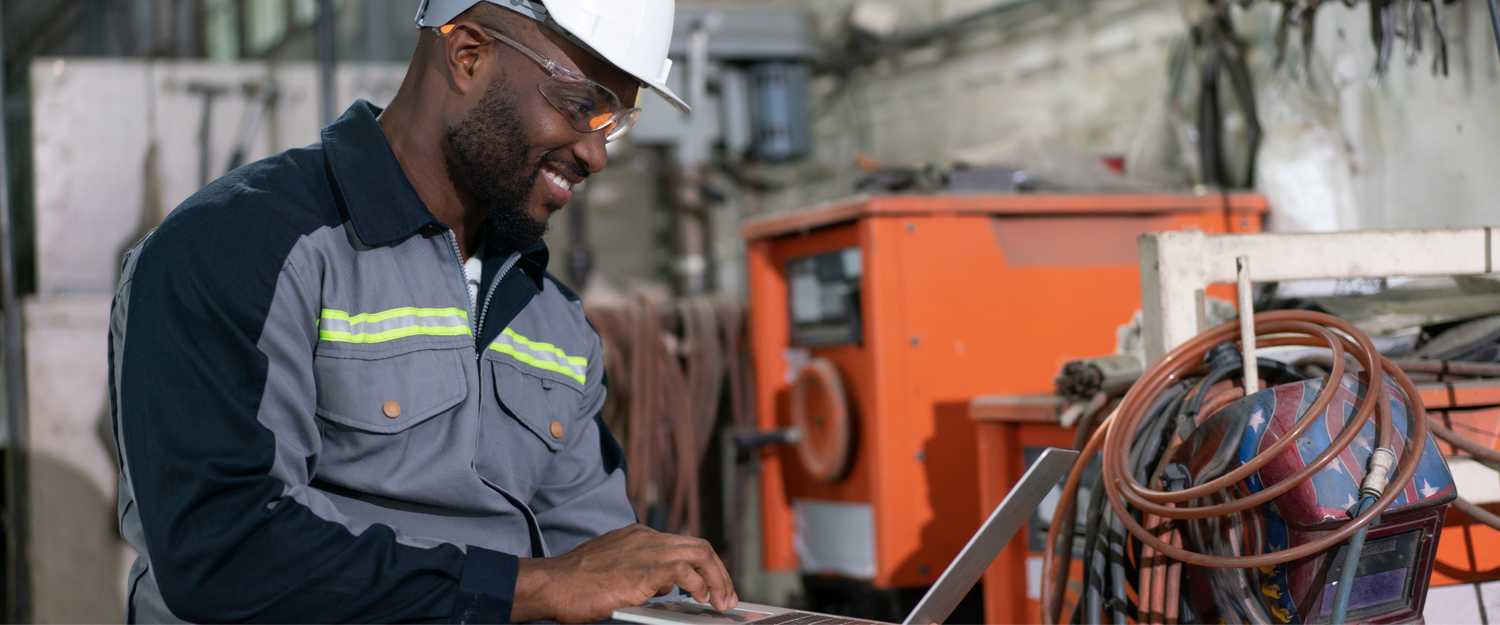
[1250,1,1500,231]
[25,59,405,622]
[31,59,404,295]
[22,295,124,623]
[682,0,1499,230]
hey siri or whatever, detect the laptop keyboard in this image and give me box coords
[752,611,884,625]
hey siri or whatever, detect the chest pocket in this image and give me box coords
[315,347,468,433]
[490,359,583,452]
[313,347,470,491]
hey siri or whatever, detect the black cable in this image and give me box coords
[1107,514,1131,625]
[1046,381,1185,623]
[1066,398,1111,624]
[1187,364,1239,416]
[1185,353,1308,430]
[1053,380,1185,625]
[1078,463,1111,624]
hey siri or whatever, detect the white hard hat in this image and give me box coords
[415,0,690,112]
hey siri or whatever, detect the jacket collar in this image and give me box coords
[322,100,441,247]
[323,100,549,288]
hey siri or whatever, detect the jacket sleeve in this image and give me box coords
[113,210,518,624]
[529,329,636,554]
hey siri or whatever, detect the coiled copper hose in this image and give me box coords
[1043,310,1430,624]
[586,296,752,539]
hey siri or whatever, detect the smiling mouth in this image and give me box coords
[542,169,574,192]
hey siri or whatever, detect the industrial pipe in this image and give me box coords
[0,11,32,621]
[820,0,1048,73]
[317,0,337,124]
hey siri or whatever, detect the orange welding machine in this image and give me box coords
[740,193,1265,620]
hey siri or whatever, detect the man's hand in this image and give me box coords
[511,524,739,623]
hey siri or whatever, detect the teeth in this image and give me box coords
[543,170,572,191]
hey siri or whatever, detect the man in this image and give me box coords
[107,0,736,622]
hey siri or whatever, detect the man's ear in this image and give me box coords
[437,23,490,96]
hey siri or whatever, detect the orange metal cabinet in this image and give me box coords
[971,398,1076,625]
[742,193,1266,594]
[1420,381,1500,589]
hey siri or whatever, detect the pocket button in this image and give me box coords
[382,400,402,419]
[549,420,565,439]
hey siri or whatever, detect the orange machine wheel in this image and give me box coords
[790,357,853,482]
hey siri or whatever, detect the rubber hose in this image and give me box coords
[1046,311,1429,623]
[1103,314,1423,557]
[1330,496,1377,625]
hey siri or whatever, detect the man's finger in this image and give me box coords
[662,538,732,610]
[705,545,738,609]
[673,541,732,612]
[694,544,732,611]
[691,539,736,610]
[690,559,732,611]
[671,561,710,605]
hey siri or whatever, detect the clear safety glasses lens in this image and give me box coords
[537,78,640,143]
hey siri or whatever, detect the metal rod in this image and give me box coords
[0,6,33,620]
[565,186,592,286]
[1236,256,1259,394]
[820,0,1047,73]
[1488,0,1500,66]
[316,0,336,124]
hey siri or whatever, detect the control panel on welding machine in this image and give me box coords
[788,248,862,347]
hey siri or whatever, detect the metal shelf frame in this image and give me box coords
[1139,228,1499,363]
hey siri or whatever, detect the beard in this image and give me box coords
[443,78,547,252]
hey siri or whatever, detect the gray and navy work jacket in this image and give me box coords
[109,100,632,623]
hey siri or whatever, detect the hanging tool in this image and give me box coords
[225,81,279,173]
[1263,0,1462,78]
[1195,5,1262,189]
[1371,0,1396,74]
[182,81,228,188]
[1273,1,1322,79]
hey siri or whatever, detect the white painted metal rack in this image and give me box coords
[1139,228,1499,364]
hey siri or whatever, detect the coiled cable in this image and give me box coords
[1043,310,1429,624]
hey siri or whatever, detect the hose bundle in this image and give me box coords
[585,295,753,537]
[1042,310,1432,625]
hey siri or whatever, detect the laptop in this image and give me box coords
[613,447,1081,625]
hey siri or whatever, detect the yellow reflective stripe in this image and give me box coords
[489,342,587,384]
[320,307,468,324]
[319,325,471,344]
[501,327,588,367]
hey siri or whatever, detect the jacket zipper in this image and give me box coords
[443,230,477,337]
[445,228,523,358]
[475,252,522,352]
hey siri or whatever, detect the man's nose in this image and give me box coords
[571,129,607,175]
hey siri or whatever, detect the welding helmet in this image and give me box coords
[414,0,690,112]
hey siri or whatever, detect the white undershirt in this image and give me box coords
[463,244,483,311]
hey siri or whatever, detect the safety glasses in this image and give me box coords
[437,23,641,143]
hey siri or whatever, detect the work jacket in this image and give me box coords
[108,100,632,623]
